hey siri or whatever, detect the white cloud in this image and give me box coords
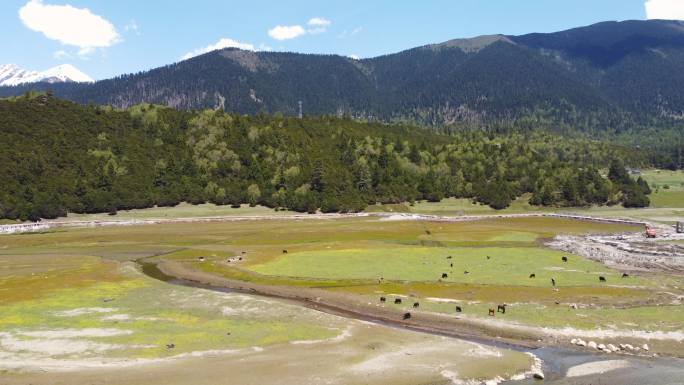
[338,27,363,39]
[268,25,306,40]
[53,49,70,59]
[181,38,255,60]
[307,17,331,34]
[645,0,684,20]
[124,19,140,35]
[19,0,120,55]
[308,17,331,27]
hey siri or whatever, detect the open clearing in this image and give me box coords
[1,210,683,384]
[366,169,684,222]
[0,232,535,384]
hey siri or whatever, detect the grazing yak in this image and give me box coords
[403,312,412,320]
[488,308,496,316]
[450,263,453,267]
[622,273,630,278]
[198,256,205,262]
[447,256,452,259]
[413,302,420,308]
[166,343,175,349]
[497,304,507,314]
[380,297,386,303]
[486,256,491,260]
[455,306,462,313]
[282,249,288,254]
[442,273,448,278]
[394,298,402,304]
[463,270,469,275]
[599,276,607,282]
[529,273,536,278]
[562,256,568,262]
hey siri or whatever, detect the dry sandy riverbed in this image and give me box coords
[0,263,536,385]
[1,315,536,385]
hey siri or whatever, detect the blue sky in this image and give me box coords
[0,0,681,80]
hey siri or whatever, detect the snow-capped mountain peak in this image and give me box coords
[0,63,93,86]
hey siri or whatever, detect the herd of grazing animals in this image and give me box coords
[377,253,631,320]
[201,248,630,325]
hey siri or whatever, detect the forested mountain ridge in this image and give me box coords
[1,19,684,130]
[0,95,650,221]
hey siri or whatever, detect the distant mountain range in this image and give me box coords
[2,20,684,129]
[0,64,92,86]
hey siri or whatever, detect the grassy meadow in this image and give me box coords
[0,254,344,361]
[0,219,543,383]
[123,216,681,337]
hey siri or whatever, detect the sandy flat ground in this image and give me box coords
[565,359,631,377]
[1,322,533,385]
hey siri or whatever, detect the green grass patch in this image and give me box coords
[650,190,684,208]
[60,203,297,222]
[641,169,684,192]
[0,262,342,359]
[249,246,650,287]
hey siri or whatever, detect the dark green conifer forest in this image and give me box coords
[0,94,650,221]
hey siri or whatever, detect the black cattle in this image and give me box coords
[238,257,243,261]
[394,298,402,304]
[198,256,205,262]
[599,276,607,282]
[488,308,495,316]
[380,297,386,303]
[442,273,448,278]
[551,278,556,286]
[447,256,452,259]
[529,273,536,278]
[450,263,453,267]
[497,304,507,314]
[455,306,462,313]
[413,302,420,308]
[403,312,412,320]
[282,249,288,254]
[622,273,629,278]
[562,256,568,262]
[241,251,246,254]
[487,256,491,260]
[166,343,175,349]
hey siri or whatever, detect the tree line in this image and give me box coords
[0,94,650,221]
